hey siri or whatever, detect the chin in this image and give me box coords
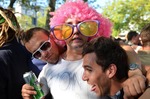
[96,91,101,97]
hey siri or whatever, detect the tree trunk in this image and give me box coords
[45,0,56,30]
[8,0,16,10]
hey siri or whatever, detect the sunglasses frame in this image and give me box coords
[32,39,51,59]
[51,20,100,40]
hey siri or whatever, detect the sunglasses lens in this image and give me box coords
[53,24,73,40]
[41,42,51,51]
[33,41,51,59]
[79,21,99,36]
[33,51,41,59]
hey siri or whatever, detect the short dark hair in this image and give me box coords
[127,31,138,41]
[21,27,49,44]
[82,37,129,81]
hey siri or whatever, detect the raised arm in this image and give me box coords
[121,44,146,99]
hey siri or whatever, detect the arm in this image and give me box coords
[22,69,49,99]
[121,44,146,98]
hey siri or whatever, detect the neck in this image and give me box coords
[109,80,123,96]
[61,47,83,61]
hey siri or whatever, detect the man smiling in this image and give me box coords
[82,37,129,98]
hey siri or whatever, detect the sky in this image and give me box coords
[89,0,110,13]
[56,0,110,13]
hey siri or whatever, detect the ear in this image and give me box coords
[106,64,117,78]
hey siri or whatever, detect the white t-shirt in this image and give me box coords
[38,58,98,99]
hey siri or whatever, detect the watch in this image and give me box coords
[129,63,139,70]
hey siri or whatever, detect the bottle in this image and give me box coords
[23,71,44,99]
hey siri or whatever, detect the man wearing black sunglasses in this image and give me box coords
[22,1,146,99]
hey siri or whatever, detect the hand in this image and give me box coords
[21,84,36,99]
[123,74,146,99]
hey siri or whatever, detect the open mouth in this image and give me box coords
[91,85,96,92]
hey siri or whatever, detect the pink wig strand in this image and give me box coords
[50,0,112,47]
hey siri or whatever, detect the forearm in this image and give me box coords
[121,44,142,70]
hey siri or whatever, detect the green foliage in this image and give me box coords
[12,0,98,30]
[102,0,150,37]
[16,14,33,30]
[37,9,47,28]
[16,9,47,31]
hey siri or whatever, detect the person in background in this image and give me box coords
[137,23,150,68]
[126,31,141,52]
[126,31,140,46]
[82,37,129,99]
[0,7,39,99]
[21,0,146,99]
[137,23,150,99]
[137,23,150,89]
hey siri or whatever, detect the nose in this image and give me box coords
[82,72,88,81]
[73,25,79,35]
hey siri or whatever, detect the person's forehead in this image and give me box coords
[25,32,49,53]
[83,53,103,72]
[83,53,97,65]
[65,18,82,23]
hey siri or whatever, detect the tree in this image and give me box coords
[45,0,56,30]
[8,0,30,9]
[102,0,150,37]
[8,0,16,9]
[7,0,97,30]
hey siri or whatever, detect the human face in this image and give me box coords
[133,34,140,45]
[82,52,110,96]
[64,18,89,49]
[25,31,59,64]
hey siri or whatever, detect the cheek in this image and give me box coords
[88,74,102,92]
[81,35,88,41]
[97,75,110,96]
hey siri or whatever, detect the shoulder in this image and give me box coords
[133,45,142,53]
[0,49,12,59]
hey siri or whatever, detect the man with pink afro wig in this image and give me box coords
[50,0,112,37]
[50,0,112,46]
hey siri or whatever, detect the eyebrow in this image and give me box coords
[83,65,92,69]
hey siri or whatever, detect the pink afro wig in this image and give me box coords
[50,0,112,47]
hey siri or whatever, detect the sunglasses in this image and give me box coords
[51,20,100,40]
[32,40,51,59]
